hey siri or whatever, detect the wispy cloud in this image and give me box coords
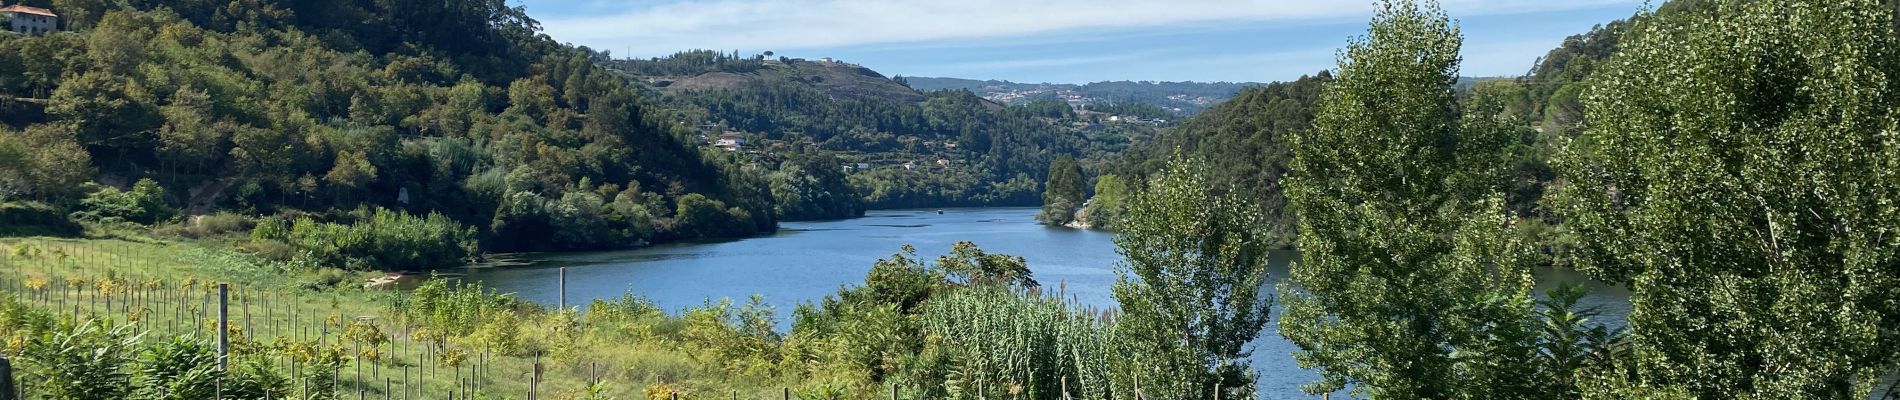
[533,0,1640,56]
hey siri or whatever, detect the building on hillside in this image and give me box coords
[714,132,745,151]
[0,3,57,35]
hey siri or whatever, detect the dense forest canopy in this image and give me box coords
[612,50,1149,210]
[0,0,777,257]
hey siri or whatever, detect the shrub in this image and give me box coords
[131,337,220,400]
[284,207,478,270]
[0,201,82,237]
[72,179,172,225]
[19,319,139,400]
[156,212,255,238]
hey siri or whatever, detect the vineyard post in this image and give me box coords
[218,283,230,371]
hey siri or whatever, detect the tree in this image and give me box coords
[1279,1,1547,398]
[1081,174,1129,230]
[1555,0,1900,397]
[934,240,1036,288]
[1110,156,1274,400]
[0,124,92,201]
[1038,156,1085,225]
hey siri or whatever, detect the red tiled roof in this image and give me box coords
[0,5,56,17]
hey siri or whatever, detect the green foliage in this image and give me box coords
[1079,175,1129,230]
[131,337,220,400]
[0,124,93,201]
[1110,156,1273,399]
[18,319,140,400]
[73,178,171,225]
[672,193,759,239]
[0,1,774,252]
[1037,156,1086,225]
[770,153,865,221]
[404,279,523,339]
[933,241,1036,289]
[1554,0,1900,397]
[913,288,1115,399]
[1107,73,1329,246]
[1280,1,1548,397]
[282,207,477,270]
[1083,102,1175,121]
[683,295,782,378]
[0,201,82,237]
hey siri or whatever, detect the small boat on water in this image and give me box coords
[936,209,944,214]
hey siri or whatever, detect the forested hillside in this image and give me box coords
[610,51,1156,210]
[907,77,1254,115]
[0,0,775,256]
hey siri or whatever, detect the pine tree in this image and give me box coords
[1039,156,1086,225]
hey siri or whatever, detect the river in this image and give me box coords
[463,207,1634,399]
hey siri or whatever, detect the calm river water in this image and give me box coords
[464,207,1633,399]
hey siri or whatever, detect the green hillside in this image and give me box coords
[0,1,773,253]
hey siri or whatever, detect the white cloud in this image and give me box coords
[536,0,1641,57]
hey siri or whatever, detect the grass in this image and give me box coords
[0,234,803,399]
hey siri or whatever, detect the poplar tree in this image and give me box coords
[1556,0,1900,397]
[1279,0,1544,397]
[1110,156,1274,400]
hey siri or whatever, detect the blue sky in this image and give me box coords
[516,0,1652,84]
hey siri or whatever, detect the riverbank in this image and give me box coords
[0,234,810,398]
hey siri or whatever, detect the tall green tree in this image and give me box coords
[1110,156,1273,400]
[1081,174,1129,230]
[1555,0,1900,397]
[1038,155,1086,225]
[1279,1,1545,397]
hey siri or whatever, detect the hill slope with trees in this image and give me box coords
[0,0,777,257]
[610,51,1158,211]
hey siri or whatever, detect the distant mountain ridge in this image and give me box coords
[905,77,1262,115]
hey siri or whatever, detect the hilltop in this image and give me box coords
[905,77,1260,115]
[621,55,927,104]
[605,51,1163,212]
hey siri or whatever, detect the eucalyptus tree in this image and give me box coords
[1110,156,1274,399]
[1278,0,1550,397]
[1555,0,1900,397]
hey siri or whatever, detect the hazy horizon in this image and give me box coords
[518,0,1652,84]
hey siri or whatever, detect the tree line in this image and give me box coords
[0,0,790,256]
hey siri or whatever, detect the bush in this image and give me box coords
[155,212,255,238]
[72,179,172,225]
[19,320,139,400]
[284,207,478,270]
[0,201,82,237]
[131,337,220,400]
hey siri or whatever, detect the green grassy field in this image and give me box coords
[0,234,813,400]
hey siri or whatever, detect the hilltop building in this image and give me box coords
[714,132,745,151]
[0,3,56,35]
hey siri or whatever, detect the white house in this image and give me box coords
[714,132,745,151]
[0,3,56,35]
